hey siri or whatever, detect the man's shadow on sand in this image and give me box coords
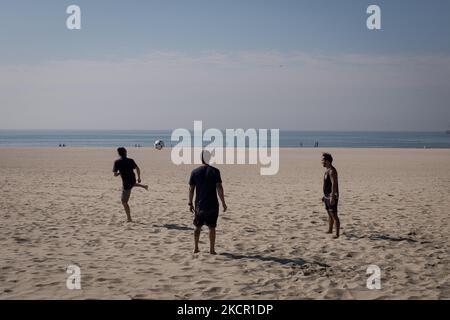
[219,253,330,268]
[154,223,193,231]
[344,232,429,244]
[154,223,330,268]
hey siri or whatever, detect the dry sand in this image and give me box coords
[0,147,449,299]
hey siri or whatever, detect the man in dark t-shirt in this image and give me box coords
[188,150,227,254]
[113,147,148,222]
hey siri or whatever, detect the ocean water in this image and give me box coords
[0,130,449,148]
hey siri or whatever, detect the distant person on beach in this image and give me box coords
[188,150,227,254]
[113,147,148,222]
[321,153,340,239]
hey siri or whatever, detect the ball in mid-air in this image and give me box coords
[154,140,165,150]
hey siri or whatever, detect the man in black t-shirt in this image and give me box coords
[113,147,148,222]
[188,150,227,255]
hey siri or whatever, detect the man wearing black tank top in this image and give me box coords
[321,153,340,239]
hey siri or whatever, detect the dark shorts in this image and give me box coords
[323,197,339,213]
[121,188,132,203]
[193,208,219,228]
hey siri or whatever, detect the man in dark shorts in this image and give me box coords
[321,152,340,239]
[113,147,148,222]
[188,150,227,254]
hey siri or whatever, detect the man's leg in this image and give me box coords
[121,189,132,222]
[208,227,216,255]
[134,183,148,190]
[122,201,132,222]
[331,211,340,238]
[326,211,333,234]
[193,226,201,253]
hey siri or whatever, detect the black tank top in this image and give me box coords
[323,168,339,197]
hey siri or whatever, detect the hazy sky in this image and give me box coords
[1,0,449,130]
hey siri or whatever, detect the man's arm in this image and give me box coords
[188,185,195,213]
[113,161,120,177]
[216,183,227,212]
[135,165,141,183]
[330,169,338,205]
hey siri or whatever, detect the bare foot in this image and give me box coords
[193,249,199,254]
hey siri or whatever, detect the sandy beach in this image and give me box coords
[0,147,448,299]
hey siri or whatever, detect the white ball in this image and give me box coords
[154,140,164,150]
